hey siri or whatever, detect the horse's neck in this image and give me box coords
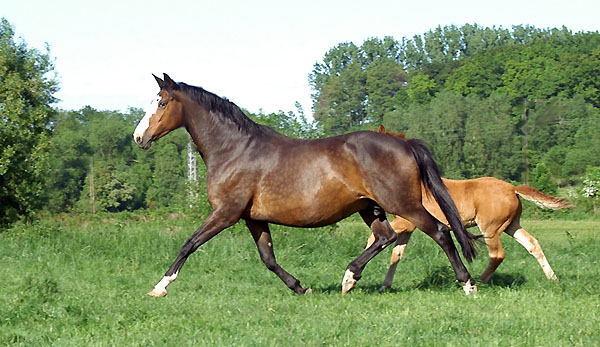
[184,106,261,167]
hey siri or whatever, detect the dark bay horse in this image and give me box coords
[133,73,479,297]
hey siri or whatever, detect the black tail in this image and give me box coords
[406,139,478,262]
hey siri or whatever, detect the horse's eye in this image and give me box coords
[159,102,167,108]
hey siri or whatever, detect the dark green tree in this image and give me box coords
[0,19,58,225]
[44,111,91,212]
[145,142,186,208]
[462,93,521,179]
[529,162,556,195]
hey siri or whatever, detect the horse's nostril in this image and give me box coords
[135,136,141,144]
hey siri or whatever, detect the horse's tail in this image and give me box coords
[514,185,575,210]
[406,139,478,262]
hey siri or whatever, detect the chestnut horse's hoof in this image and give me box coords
[341,269,357,295]
[147,287,168,297]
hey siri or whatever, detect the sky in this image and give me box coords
[3,0,599,118]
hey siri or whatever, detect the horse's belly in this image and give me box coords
[248,189,367,227]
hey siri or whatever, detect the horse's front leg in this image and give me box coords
[148,210,240,297]
[246,219,310,294]
[342,205,396,294]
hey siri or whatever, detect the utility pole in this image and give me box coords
[521,107,533,185]
[90,156,96,214]
[187,138,198,204]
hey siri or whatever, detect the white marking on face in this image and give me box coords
[133,95,161,142]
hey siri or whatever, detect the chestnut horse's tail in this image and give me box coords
[406,139,479,262]
[515,185,575,210]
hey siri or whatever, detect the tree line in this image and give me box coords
[310,24,600,214]
[1,19,599,225]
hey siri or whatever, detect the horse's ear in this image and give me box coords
[153,74,165,89]
[378,125,386,133]
[163,73,179,91]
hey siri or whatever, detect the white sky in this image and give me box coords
[2,0,599,118]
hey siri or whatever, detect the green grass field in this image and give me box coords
[1,215,599,346]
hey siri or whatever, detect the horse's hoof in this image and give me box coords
[378,285,389,293]
[147,287,168,297]
[341,269,357,295]
[304,288,313,295]
[462,280,478,296]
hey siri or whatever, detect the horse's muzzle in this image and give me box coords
[134,135,152,149]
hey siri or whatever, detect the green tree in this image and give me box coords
[247,106,321,139]
[312,61,366,134]
[561,105,600,179]
[78,162,135,213]
[462,93,521,179]
[581,167,600,214]
[145,142,186,209]
[44,111,91,212]
[0,19,58,225]
[365,58,407,122]
[420,92,467,177]
[407,74,438,105]
[529,162,556,195]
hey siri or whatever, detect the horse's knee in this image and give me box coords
[372,221,397,246]
[384,231,397,245]
[489,256,504,266]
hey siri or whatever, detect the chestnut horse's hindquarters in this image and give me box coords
[405,139,479,262]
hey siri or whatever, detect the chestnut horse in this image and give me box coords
[133,74,479,297]
[366,129,573,290]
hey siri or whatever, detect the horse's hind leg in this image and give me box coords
[342,204,397,295]
[478,233,505,282]
[405,208,476,294]
[505,220,558,281]
[246,219,309,294]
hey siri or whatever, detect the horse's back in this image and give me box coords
[440,177,521,226]
[244,131,421,226]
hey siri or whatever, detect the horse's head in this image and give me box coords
[133,73,184,149]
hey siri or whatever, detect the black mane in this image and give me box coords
[178,82,273,135]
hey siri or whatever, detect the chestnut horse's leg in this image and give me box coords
[364,218,416,292]
[478,233,505,282]
[342,204,397,295]
[246,219,310,294]
[504,220,558,281]
[475,217,513,282]
[148,210,240,297]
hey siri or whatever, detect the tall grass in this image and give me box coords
[1,215,599,346]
